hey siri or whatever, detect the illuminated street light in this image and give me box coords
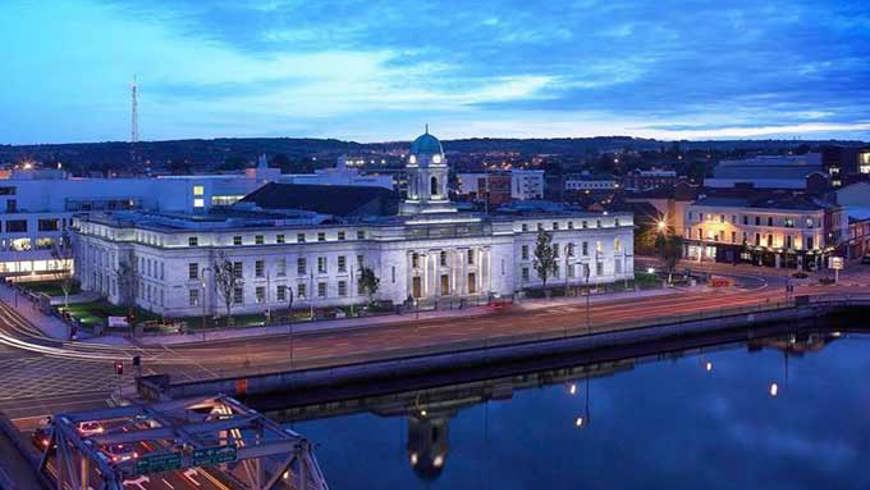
[769,382,779,397]
[657,220,666,232]
[569,384,577,395]
[646,267,656,274]
[575,416,585,428]
[705,361,713,372]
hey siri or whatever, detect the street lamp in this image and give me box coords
[584,262,591,335]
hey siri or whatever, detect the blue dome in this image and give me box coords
[410,132,443,155]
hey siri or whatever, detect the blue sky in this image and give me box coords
[1,0,869,144]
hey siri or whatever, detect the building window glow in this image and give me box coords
[193,185,204,196]
[193,198,205,208]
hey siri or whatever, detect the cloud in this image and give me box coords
[1,0,869,143]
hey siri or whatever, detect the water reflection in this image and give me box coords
[270,330,851,488]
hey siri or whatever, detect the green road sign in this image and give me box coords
[134,452,182,474]
[192,444,237,466]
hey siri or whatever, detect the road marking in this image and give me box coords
[161,477,175,489]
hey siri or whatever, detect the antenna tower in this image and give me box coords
[131,76,139,143]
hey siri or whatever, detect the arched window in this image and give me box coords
[430,176,439,196]
[614,238,622,252]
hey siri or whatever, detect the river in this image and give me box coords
[273,330,870,489]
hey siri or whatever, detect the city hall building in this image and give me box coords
[73,131,634,318]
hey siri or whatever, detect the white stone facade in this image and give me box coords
[73,131,634,318]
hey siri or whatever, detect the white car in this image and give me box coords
[77,421,104,437]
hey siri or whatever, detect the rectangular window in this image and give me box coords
[357,254,364,268]
[276,234,285,244]
[338,231,346,241]
[357,230,365,240]
[318,282,327,298]
[522,267,530,281]
[317,256,327,274]
[568,221,574,230]
[440,251,447,266]
[338,255,347,273]
[743,216,748,225]
[615,260,622,274]
[297,233,306,243]
[582,220,588,229]
[392,266,396,283]
[567,243,575,257]
[233,261,243,279]
[596,261,604,276]
[189,289,199,306]
[233,286,243,304]
[412,253,419,268]
[317,232,326,242]
[277,258,287,277]
[521,223,529,232]
[552,222,559,230]
[188,236,198,247]
[38,219,59,231]
[193,198,205,208]
[255,260,264,277]
[6,220,26,233]
[521,245,529,260]
[255,286,265,303]
[233,235,242,246]
[188,263,199,280]
[193,185,204,196]
[596,241,603,253]
[596,220,602,228]
[768,217,774,227]
[554,244,560,258]
[467,249,474,265]
[255,235,264,245]
[297,258,307,275]
[297,283,307,299]
[338,280,347,297]
[277,285,286,302]
[582,241,588,256]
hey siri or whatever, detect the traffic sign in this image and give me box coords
[192,444,237,466]
[829,256,844,270]
[134,453,182,474]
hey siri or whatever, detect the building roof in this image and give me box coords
[693,192,835,212]
[239,183,399,217]
[410,131,444,155]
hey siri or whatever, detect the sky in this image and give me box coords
[1,0,869,144]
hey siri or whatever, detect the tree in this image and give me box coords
[50,229,75,308]
[656,233,683,284]
[114,256,137,307]
[532,229,558,292]
[213,253,242,325]
[358,266,380,305]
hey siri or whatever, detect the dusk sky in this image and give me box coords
[2,0,869,144]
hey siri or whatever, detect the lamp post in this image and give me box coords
[199,266,213,342]
[584,262,591,335]
[287,286,295,370]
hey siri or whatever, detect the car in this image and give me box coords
[31,426,52,451]
[77,421,105,437]
[102,443,139,463]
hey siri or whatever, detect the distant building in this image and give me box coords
[279,154,394,190]
[457,169,544,205]
[623,181,700,235]
[622,168,679,191]
[683,192,846,269]
[835,182,870,259]
[564,172,619,192]
[0,167,273,280]
[822,145,870,188]
[705,153,829,192]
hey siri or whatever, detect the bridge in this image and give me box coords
[38,394,328,490]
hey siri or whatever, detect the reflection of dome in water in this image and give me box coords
[407,414,449,480]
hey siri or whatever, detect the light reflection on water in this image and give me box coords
[280,332,870,489]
